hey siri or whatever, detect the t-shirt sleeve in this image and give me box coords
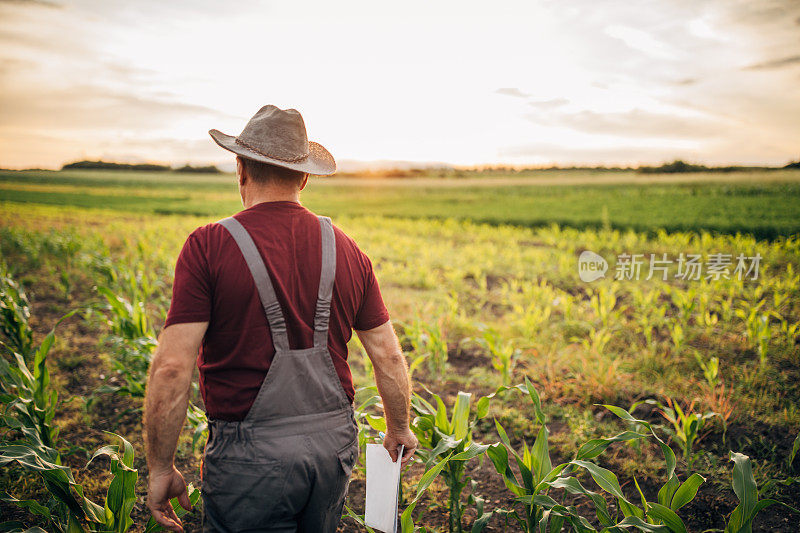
[164,230,212,328]
[353,253,390,331]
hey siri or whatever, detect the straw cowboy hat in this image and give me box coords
[209,105,336,175]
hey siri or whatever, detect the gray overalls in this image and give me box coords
[201,215,358,533]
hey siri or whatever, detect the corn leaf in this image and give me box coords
[647,502,687,533]
[670,473,705,511]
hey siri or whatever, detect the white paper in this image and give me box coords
[365,443,404,533]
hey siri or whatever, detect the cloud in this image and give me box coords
[743,54,800,70]
[526,108,723,139]
[0,0,60,6]
[528,98,569,110]
[603,24,678,60]
[495,87,529,98]
[0,85,230,131]
[497,142,700,166]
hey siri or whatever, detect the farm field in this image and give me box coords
[1,169,799,532]
[2,169,800,238]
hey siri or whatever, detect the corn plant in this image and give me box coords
[735,301,771,367]
[488,378,651,531]
[402,318,448,380]
[91,286,156,403]
[639,398,717,466]
[0,262,34,361]
[185,402,209,453]
[667,321,685,354]
[2,432,197,533]
[772,311,799,348]
[477,328,520,386]
[637,303,666,351]
[0,287,196,532]
[399,453,456,533]
[586,403,708,531]
[401,319,431,379]
[0,312,75,449]
[693,350,720,389]
[588,286,621,330]
[668,286,696,321]
[723,452,799,533]
[573,325,613,355]
[507,279,555,339]
[409,388,505,533]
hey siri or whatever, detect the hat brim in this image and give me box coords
[208,129,336,176]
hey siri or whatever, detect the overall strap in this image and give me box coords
[217,217,290,352]
[313,216,336,348]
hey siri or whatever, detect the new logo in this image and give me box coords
[578,250,608,282]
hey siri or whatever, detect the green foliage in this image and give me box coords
[693,351,720,389]
[0,312,76,449]
[402,318,448,380]
[0,262,34,360]
[489,379,652,531]
[4,169,800,238]
[736,300,772,367]
[409,388,505,532]
[477,328,520,386]
[185,402,208,453]
[639,398,718,466]
[724,452,799,533]
[0,292,143,532]
[61,160,170,172]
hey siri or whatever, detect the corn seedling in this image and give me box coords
[722,452,799,533]
[640,398,717,467]
[592,403,707,531]
[0,262,34,361]
[0,312,76,449]
[410,388,505,533]
[489,378,651,531]
[588,286,620,330]
[736,301,771,367]
[0,433,149,532]
[667,321,685,354]
[693,350,720,389]
[477,327,520,386]
[90,287,156,405]
[402,318,448,380]
[669,286,696,321]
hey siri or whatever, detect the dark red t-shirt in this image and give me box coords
[164,201,390,421]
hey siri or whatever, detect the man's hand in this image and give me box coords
[144,322,206,532]
[384,427,418,468]
[357,321,416,468]
[147,466,192,532]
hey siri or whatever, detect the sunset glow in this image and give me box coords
[1,0,798,169]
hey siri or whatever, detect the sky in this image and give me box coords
[1,0,799,170]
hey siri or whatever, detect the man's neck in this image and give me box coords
[242,188,300,209]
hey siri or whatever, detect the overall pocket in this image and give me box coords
[336,435,358,479]
[203,455,286,531]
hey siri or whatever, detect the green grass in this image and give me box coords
[2,169,800,239]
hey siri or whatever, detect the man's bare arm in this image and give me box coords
[356,320,418,466]
[144,321,207,532]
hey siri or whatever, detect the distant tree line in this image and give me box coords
[637,159,800,174]
[61,160,222,173]
[50,158,800,176]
